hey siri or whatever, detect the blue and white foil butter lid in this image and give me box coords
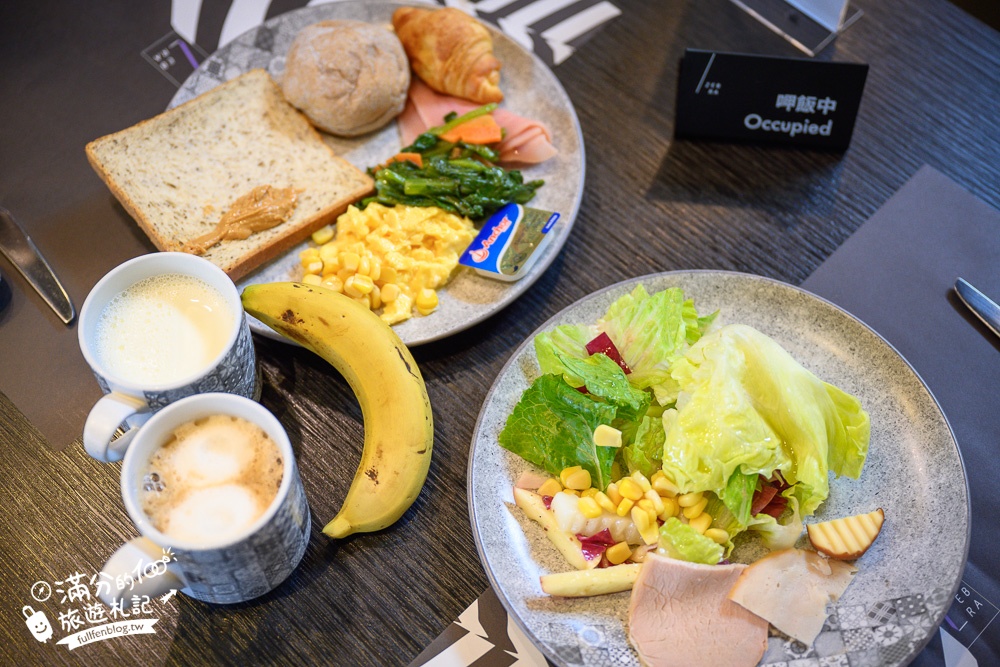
[459,203,560,282]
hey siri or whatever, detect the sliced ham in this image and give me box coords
[728,548,857,645]
[628,554,768,667]
[398,80,557,165]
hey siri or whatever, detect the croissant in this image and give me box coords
[392,7,503,105]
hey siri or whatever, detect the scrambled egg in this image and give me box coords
[300,203,475,324]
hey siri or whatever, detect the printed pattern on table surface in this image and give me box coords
[417,584,955,666]
[165,0,621,70]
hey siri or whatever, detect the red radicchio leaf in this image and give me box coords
[750,478,778,516]
[585,332,631,374]
[577,528,616,561]
[761,495,788,519]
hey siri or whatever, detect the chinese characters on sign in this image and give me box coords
[775,94,838,115]
[21,548,178,651]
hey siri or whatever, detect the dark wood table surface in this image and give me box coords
[2,0,998,665]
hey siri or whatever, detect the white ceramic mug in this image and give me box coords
[100,393,311,606]
[79,252,258,462]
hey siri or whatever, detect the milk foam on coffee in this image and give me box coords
[95,273,233,386]
[141,414,283,547]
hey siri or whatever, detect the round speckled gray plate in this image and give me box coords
[468,271,969,667]
[170,1,584,347]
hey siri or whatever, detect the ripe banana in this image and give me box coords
[241,282,433,538]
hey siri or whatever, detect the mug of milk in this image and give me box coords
[100,393,310,606]
[78,252,257,462]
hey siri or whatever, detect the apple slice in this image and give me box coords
[807,508,885,560]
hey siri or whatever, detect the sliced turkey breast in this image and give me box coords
[628,554,768,667]
[728,548,857,645]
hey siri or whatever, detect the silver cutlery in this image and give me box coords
[0,206,75,324]
[955,277,1000,340]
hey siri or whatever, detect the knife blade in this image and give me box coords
[955,277,1000,340]
[0,206,75,324]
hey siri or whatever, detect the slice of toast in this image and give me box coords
[85,69,374,281]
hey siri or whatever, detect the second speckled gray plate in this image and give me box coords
[468,271,969,667]
[170,1,584,346]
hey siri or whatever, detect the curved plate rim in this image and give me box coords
[169,0,586,347]
[467,269,971,667]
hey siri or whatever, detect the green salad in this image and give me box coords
[499,285,871,565]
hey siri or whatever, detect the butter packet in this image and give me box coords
[459,204,560,281]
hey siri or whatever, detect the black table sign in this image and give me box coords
[675,49,868,150]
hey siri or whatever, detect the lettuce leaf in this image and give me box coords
[498,374,618,490]
[534,324,596,385]
[557,352,650,422]
[623,413,665,478]
[657,517,724,564]
[664,324,870,516]
[747,494,804,551]
[598,286,700,403]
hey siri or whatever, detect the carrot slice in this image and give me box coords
[439,114,503,144]
[384,152,423,168]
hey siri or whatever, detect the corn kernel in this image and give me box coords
[563,467,591,491]
[593,424,622,448]
[380,283,401,303]
[616,498,635,517]
[303,260,323,275]
[319,244,339,267]
[561,489,580,497]
[340,252,360,272]
[644,489,665,515]
[299,247,320,262]
[321,275,344,293]
[578,496,603,519]
[637,498,655,514]
[594,491,617,514]
[560,466,580,487]
[606,541,633,566]
[301,273,322,286]
[631,506,651,532]
[677,491,704,508]
[581,487,599,499]
[605,483,623,506]
[369,285,382,310]
[357,255,371,277]
[683,496,708,519]
[344,274,374,297]
[689,512,713,534]
[311,225,334,245]
[352,294,371,310]
[652,473,679,498]
[631,471,652,493]
[368,257,382,282]
[618,477,643,502]
[379,266,399,285]
[415,288,439,316]
[705,528,730,544]
[537,478,562,497]
[658,497,680,521]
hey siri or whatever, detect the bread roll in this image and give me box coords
[281,20,410,137]
[392,7,502,105]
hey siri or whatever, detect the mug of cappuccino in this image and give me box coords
[99,393,310,606]
[79,252,257,462]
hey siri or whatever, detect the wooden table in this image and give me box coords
[1,0,998,664]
